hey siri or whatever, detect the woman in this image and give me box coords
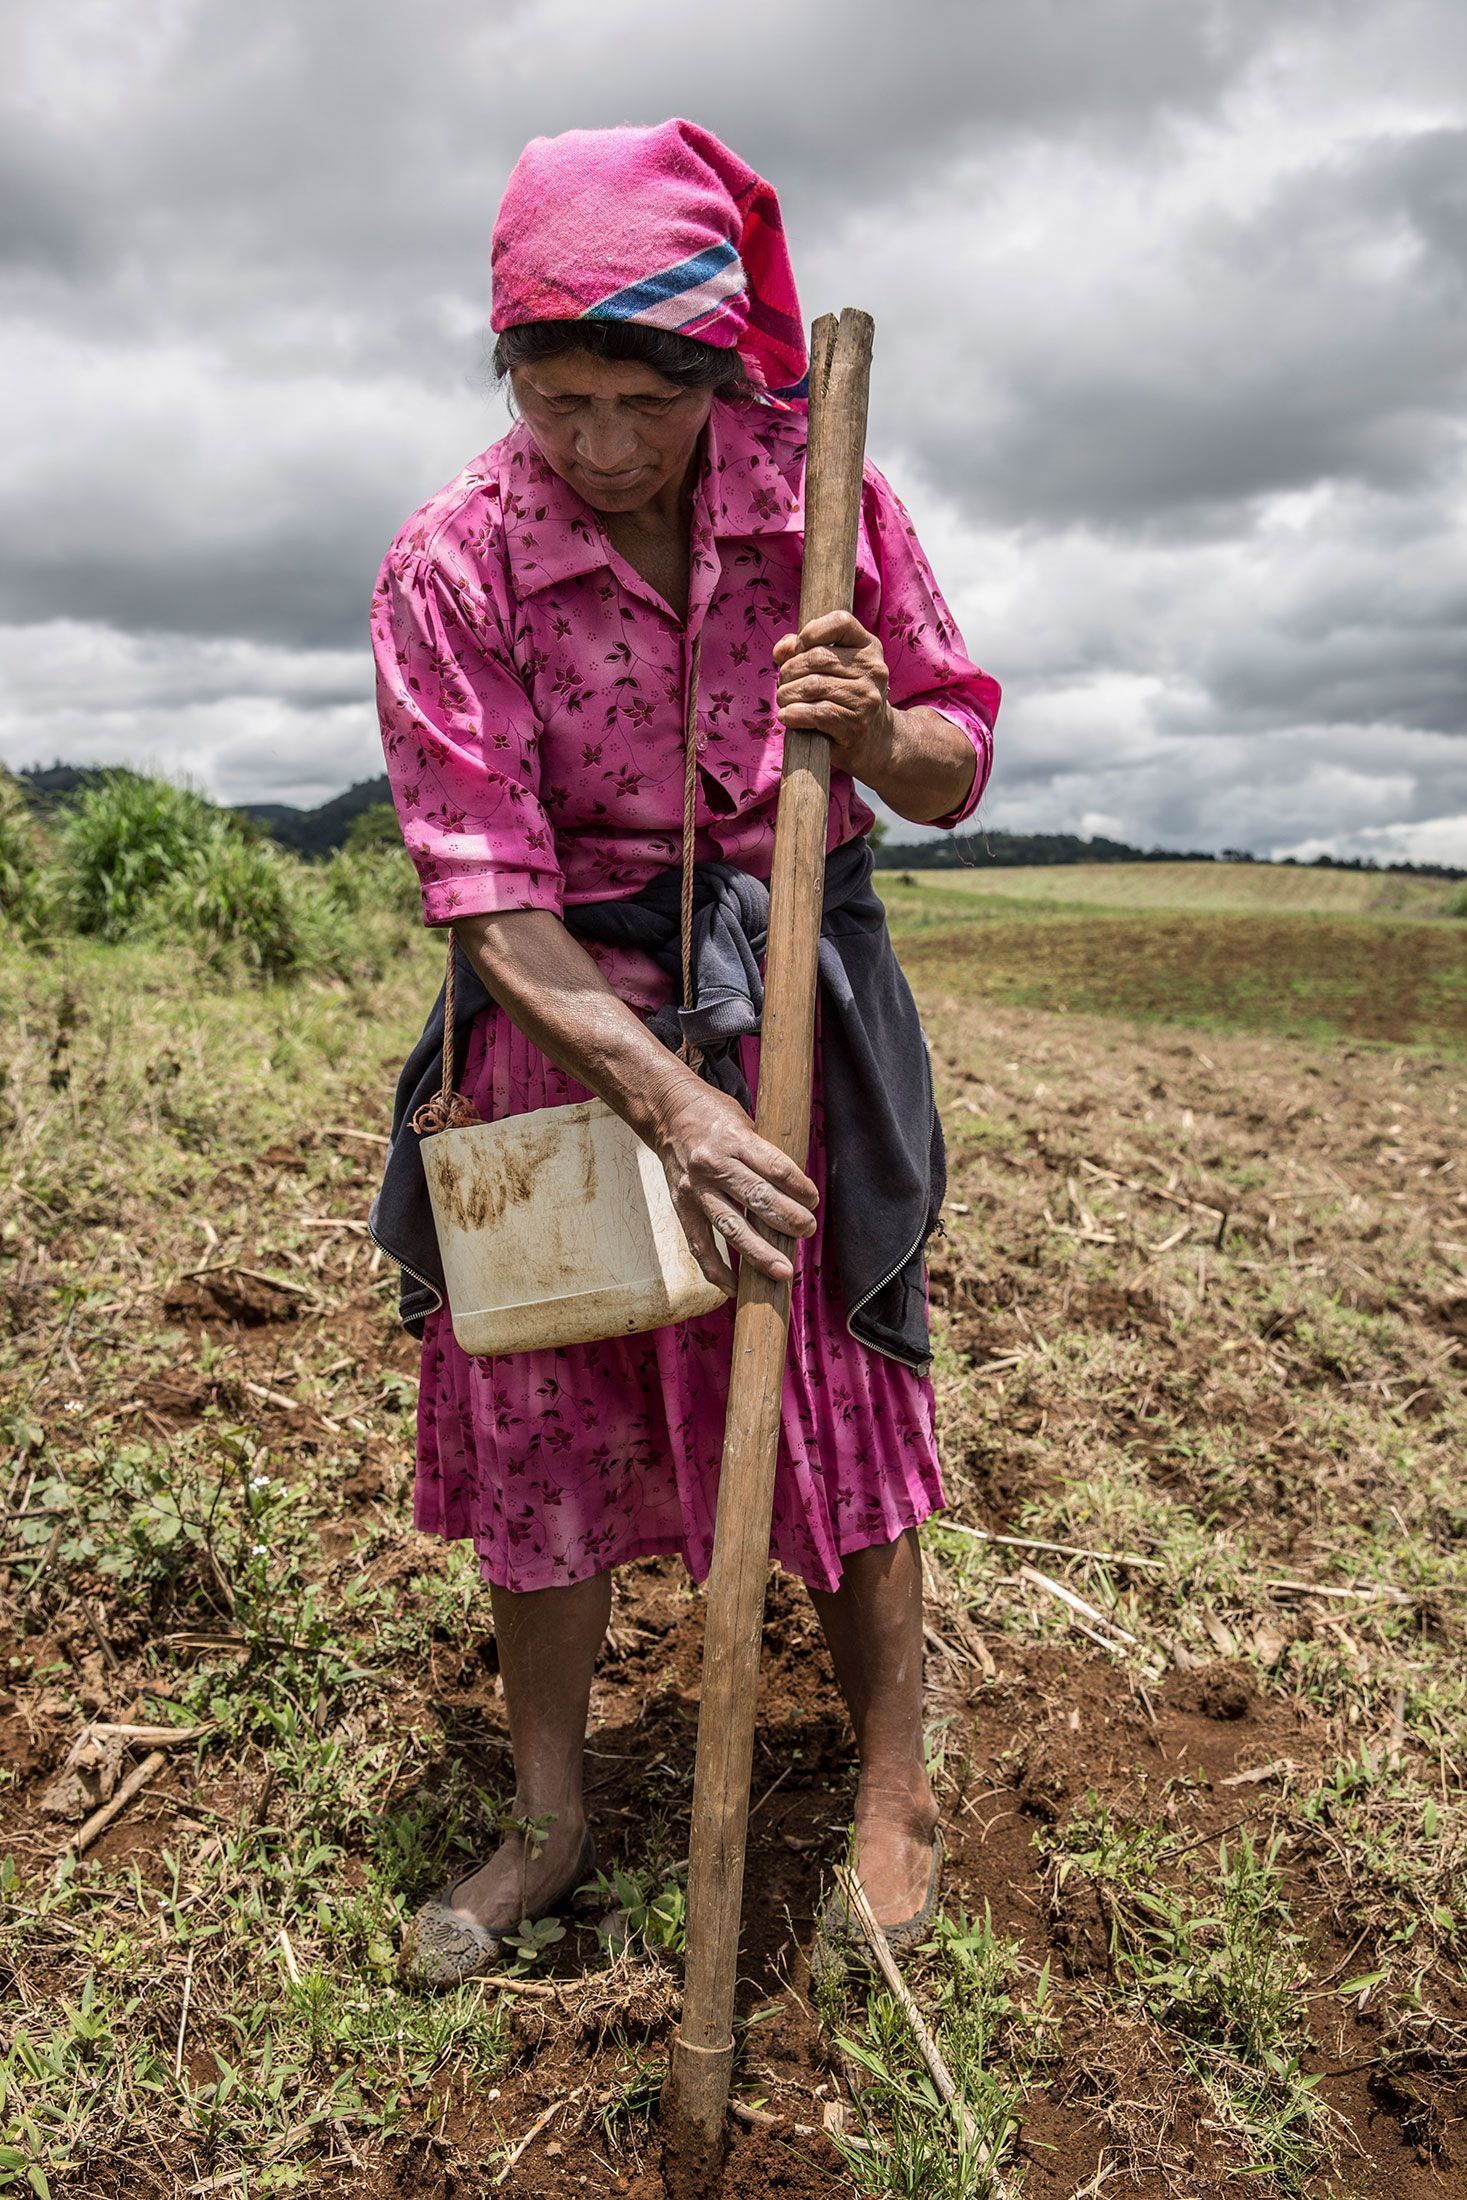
[370,120,1000,1987]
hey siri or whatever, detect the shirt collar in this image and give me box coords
[700,396,805,542]
[495,399,804,601]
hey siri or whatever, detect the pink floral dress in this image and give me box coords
[372,396,999,1594]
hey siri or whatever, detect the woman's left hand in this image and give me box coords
[773,610,895,784]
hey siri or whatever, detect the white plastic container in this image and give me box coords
[419,1097,728,1358]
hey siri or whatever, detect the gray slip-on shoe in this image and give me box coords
[811,1827,945,1988]
[398,1828,597,1992]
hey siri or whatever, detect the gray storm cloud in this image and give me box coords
[2,0,1463,856]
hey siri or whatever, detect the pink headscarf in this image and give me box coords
[490,119,807,395]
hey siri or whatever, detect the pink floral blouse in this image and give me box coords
[371,396,998,930]
[372,396,1000,1595]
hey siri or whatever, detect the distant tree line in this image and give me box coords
[871,827,1466,881]
[14,763,1466,880]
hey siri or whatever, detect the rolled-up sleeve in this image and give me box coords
[371,550,564,925]
[865,468,1000,830]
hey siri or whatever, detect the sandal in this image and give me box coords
[811,1827,944,1988]
[398,1827,597,1991]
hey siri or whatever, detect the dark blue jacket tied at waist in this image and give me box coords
[369,836,945,1373]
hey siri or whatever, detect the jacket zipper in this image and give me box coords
[844,1219,931,1374]
[366,1212,444,1319]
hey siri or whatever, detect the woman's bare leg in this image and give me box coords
[807,1528,939,1925]
[447,1570,611,1929]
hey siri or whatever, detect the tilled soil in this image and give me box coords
[2,982,1464,2196]
[6,1537,1457,2196]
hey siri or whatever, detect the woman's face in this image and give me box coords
[511,351,715,515]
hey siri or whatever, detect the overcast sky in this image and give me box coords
[4,0,1464,860]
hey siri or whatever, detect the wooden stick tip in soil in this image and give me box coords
[660,2038,737,2198]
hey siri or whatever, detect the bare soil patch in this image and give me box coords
[896,905,1467,1049]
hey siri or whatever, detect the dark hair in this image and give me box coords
[493,317,748,394]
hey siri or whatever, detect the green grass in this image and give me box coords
[0,775,45,941]
[1050,1816,1329,2186]
[827,1909,1057,2198]
[2,766,421,986]
[881,858,1460,920]
[0,928,437,1189]
[878,889,1467,1049]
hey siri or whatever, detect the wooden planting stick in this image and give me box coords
[832,1861,1013,2185]
[661,309,874,2194]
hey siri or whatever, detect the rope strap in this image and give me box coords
[414,625,705,1136]
[678,631,704,1073]
[409,933,482,1134]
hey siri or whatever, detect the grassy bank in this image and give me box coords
[878,876,1467,1051]
[879,858,1462,921]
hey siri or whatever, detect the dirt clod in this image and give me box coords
[1016,1731,1079,1822]
[1189,1661,1255,1721]
[1049,1875,1111,1978]
[163,1268,302,1324]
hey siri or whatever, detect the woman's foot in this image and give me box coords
[447,1806,591,1932]
[807,1530,943,1931]
[852,1771,940,1927]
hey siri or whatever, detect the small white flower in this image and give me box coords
[249,1474,271,1491]
[251,1542,268,1556]
[64,1399,82,1413]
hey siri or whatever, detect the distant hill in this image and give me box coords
[877,827,1220,868]
[13,762,115,812]
[12,764,395,859]
[237,776,392,856]
[879,857,1462,920]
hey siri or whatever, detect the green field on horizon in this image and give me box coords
[880,855,1460,920]
[877,866,1467,1050]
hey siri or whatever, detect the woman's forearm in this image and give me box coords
[860,705,977,825]
[451,908,694,1142]
[450,907,818,1287]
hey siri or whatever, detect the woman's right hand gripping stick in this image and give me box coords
[648,1074,818,1294]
